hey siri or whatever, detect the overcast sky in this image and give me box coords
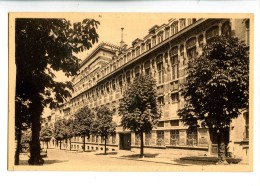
[44,13,174,117]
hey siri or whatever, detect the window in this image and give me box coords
[152,36,156,47]
[135,133,140,146]
[146,39,151,50]
[158,96,164,106]
[132,49,135,58]
[165,27,170,39]
[187,130,198,146]
[136,46,140,56]
[206,26,219,42]
[157,122,164,127]
[221,22,231,37]
[186,37,197,62]
[145,133,151,146]
[187,47,197,62]
[171,21,178,35]
[112,134,116,144]
[112,79,116,90]
[157,55,164,84]
[171,93,179,103]
[144,61,150,75]
[127,52,131,62]
[135,66,140,77]
[170,120,179,126]
[198,34,204,48]
[157,131,164,146]
[170,130,179,146]
[113,62,117,71]
[118,75,123,92]
[92,134,95,142]
[157,31,164,43]
[141,43,145,53]
[106,82,110,93]
[170,47,179,80]
[180,45,184,56]
[179,19,186,30]
[126,71,131,84]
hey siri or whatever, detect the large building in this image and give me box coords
[50,18,250,161]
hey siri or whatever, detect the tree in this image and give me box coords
[94,106,116,155]
[53,120,66,150]
[118,75,161,157]
[15,97,31,165]
[15,18,99,165]
[40,126,53,149]
[73,106,95,151]
[63,118,75,151]
[178,35,249,164]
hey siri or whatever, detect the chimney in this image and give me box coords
[120,27,125,48]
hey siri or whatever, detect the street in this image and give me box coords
[15,148,250,172]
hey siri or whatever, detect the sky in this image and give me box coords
[43,13,174,117]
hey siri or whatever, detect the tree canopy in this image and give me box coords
[40,126,53,142]
[94,106,116,154]
[15,18,100,165]
[178,35,249,163]
[73,106,95,151]
[118,75,160,157]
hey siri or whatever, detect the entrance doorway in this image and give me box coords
[119,133,131,150]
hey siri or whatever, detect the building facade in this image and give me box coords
[50,18,250,160]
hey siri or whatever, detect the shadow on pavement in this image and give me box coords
[19,159,69,166]
[95,152,118,155]
[175,156,242,165]
[120,153,159,158]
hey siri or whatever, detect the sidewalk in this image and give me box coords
[101,150,246,166]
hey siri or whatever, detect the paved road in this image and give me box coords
[17,149,249,172]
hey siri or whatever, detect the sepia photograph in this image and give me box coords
[8,12,253,172]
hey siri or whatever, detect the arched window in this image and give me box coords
[144,61,150,75]
[171,21,178,35]
[134,66,140,77]
[157,31,164,43]
[170,46,179,80]
[156,54,164,84]
[186,37,197,62]
[206,26,219,42]
[146,39,151,50]
[221,21,231,37]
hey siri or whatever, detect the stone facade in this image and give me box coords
[48,18,250,160]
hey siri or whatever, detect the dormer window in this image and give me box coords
[171,21,178,35]
[146,39,151,51]
[157,31,164,44]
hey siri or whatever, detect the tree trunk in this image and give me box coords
[15,126,22,165]
[217,130,228,165]
[28,97,44,165]
[140,132,144,158]
[59,140,62,150]
[46,141,48,149]
[82,135,85,152]
[104,136,107,155]
[69,138,72,151]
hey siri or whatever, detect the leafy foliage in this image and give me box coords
[15,18,100,164]
[178,35,249,163]
[94,106,116,138]
[119,75,160,133]
[178,35,249,130]
[73,106,95,138]
[40,126,53,143]
[53,120,67,141]
[118,75,160,156]
[94,106,116,154]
